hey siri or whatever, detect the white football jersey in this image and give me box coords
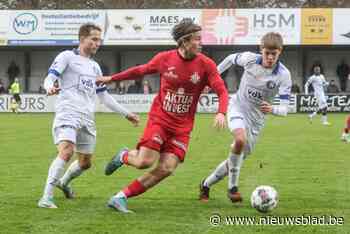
[218,52,292,124]
[305,74,327,97]
[48,49,106,119]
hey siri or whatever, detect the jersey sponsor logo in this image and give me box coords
[190,72,200,84]
[247,87,263,101]
[266,80,276,89]
[163,88,194,114]
[81,79,94,88]
[164,66,178,79]
[78,75,95,96]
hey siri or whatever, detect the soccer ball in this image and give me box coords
[250,185,278,213]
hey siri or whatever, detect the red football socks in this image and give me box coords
[122,180,146,198]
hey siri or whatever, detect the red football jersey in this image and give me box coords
[111,49,228,133]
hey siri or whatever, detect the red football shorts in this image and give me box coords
[136,119,190,162]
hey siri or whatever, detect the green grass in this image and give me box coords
[0,113,349,234]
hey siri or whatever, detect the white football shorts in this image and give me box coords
[52,111,96,154]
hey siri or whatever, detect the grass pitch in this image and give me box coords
[0,113,349,234]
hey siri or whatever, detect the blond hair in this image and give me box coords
[261,32,283,50]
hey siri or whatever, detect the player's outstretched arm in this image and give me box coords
[97,53,163,85]
[96,76,112,85]
[97,90,140,126]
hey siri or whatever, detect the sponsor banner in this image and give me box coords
[333,8,350,45]
[104,10,201,45]
[301,8,332,45]
[0,94,54,112]
[0,94,296,113]
[8,10,105,45]
[297,94,350,112]
[0,11,9,45]
[3,9,350,46]
[96,94,155,113]
[198,94,296,113]
[201,8,300,45]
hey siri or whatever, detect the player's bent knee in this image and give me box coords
[135,157,155,169]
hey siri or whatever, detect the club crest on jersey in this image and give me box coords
[266,80,276,89]
[190,72,200,84]
[164,66,178,79]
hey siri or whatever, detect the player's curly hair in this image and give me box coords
[171,18,201,46]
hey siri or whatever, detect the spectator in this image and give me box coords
[327,80,340,93]
[0,79,6,94]
[7,61,20,89]
[117,81,127,94]
[9,78,21,104]
[142,80,152,94]
[127,80,141,94]
[336,59,349,92]
[291,83,300,93]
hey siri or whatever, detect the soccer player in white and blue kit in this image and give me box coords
[304,66,330,125]
[199,32,292,202]
[38,24,139,208]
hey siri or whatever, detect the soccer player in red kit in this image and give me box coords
[96,18,229,213]
[341,115,350,142]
